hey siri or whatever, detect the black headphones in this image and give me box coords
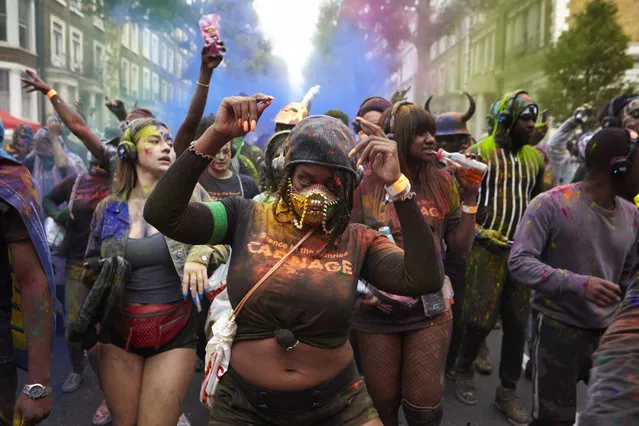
[117,128,137,162]
[496,90,528,133]
[602,96,622,129]
[610,128,639,178]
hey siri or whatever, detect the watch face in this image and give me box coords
[29,385,44,398]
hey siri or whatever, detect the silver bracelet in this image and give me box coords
[188,141,214,161]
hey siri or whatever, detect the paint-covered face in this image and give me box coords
[136,124,175,174]
[362,110,383,127]
[209,142,232,174]
[622,99,639,131]
[34,137,53,157]
[511,117,535,145]
[410,131,436,163]
[290,164,342,228]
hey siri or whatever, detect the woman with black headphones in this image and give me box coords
[82,118,215,426]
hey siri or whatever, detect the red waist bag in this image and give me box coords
[116,300,192,351]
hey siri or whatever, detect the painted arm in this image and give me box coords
[22,70,103,160]
[174,44,226,157]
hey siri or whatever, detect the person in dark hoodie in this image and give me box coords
[509,127,639,426]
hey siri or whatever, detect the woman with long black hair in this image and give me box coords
[350,103,479,426]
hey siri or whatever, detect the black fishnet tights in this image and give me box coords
[357,318,452,426]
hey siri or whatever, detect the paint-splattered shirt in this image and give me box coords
[508,183,639,329]
[350,168,459,333]
[469,137,545,242]
[210,196,436,348]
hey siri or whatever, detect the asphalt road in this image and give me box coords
[17,327,587,426]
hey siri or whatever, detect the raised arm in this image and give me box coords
[174,43,226,157]
[22,70,103,160]
[145,95,273,243]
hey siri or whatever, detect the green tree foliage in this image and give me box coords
[539,0,635,122]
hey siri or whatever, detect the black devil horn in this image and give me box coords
[424,95,434,115]
[461,92,476,122]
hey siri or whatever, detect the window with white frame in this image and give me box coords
[161,79,167,103]
[70,27,83,72]
[151,34,159,64]
[130,24,139,54]
[167,48,174,73]
[0,0,6,42]
[121,58,130,95]
[142,28,151,59]
[121,22,130,49]
[51,16,66,67]
[18,0,30,50]
[71,0,84,16]
[152,72,159,100]
[93,41,105,83]
[131,64,139,97]
[161,43,167,70]
[142,67,150,99]
[92,0,104,29]
[0,69,9,112]
[168,83,173,102]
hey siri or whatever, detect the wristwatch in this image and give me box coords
[22,383,52,400]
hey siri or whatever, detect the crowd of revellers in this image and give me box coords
[1,40,639,426]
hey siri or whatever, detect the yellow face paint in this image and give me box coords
[137,125,172,156]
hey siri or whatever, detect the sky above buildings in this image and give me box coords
[154,0,392,144]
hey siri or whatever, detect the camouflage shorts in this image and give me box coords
[208,362,379,426]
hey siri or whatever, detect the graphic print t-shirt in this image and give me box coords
[214,197,400,348]
[47,173,111,262]
[198,171,259,201]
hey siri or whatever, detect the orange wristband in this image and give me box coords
[46,89,57,99]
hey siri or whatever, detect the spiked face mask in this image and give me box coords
[289,180,340,231]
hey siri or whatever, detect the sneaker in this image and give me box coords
[455,373,478,405]
[62,371,83,393]
[92,400,112,426]
[474,344,493,375]
[494,386,532,425]
[177,413,192,426]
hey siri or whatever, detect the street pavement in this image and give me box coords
[18,327,587,426]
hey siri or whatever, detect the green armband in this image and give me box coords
[204,202,228,245]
